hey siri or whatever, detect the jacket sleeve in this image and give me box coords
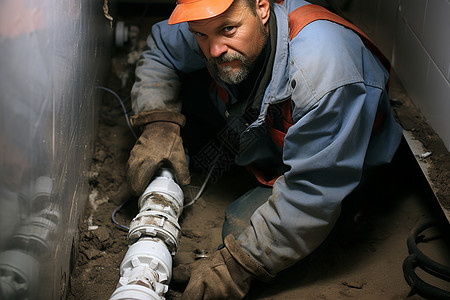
[131,20,205,114]
[236,82,383,275]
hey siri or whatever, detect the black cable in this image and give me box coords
[96,86,138,140]
[95,86,137,232]
[407,221,450,280]
[402,220,450,299]
[403,255,450,300]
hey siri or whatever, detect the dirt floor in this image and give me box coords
[68,8,450,300]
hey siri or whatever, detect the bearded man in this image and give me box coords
[127,0,402,298]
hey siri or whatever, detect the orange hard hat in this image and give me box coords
[168,0,235,25]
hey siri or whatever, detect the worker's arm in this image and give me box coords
[131,20,205,114]
[127,21,204,195]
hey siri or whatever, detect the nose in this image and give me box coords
[209,37,228,58]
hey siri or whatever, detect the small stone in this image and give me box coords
[83,248,102,260]
[93,226,110,242]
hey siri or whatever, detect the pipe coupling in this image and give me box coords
[128,211,181,255]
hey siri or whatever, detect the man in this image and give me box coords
[127,0,403,298]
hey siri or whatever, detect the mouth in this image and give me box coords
[217,60,239,68]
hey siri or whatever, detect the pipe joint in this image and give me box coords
[139,175,184,218]
[111,238,172,300]
[128,211,181,255]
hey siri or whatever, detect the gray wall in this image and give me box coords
[0,0,110,298]
[395,0,449,150]
[329,0,450,151]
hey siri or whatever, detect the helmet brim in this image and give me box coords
[168,0,235,25]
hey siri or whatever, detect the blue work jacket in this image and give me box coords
[131,0,403,276]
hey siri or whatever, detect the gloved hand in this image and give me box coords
[181,235,273,300]
[127,110,190,196]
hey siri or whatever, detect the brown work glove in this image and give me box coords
[127,110,190,196]
[181,235,273,300]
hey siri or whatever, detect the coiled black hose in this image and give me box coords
[403,220,450,299]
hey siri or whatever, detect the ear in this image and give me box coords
[256,0,270,25]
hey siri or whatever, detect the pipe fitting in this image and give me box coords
[0,250,40,300]
[11,216,57,256]
[32,176,53,209]
[139,173,184,218]
[0,176,58,300]
[110,284,161,300]
[117,239,172,296]
[128,211,181,255]
[10,202,60,257]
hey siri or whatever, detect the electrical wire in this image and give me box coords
[111,201,129,232]
[184,163,216,208]
[102,96,132,117]
[183,142,224,208]
[95,86,137,231]
[96,86,138,140]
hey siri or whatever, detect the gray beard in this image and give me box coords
[207,52,252,85]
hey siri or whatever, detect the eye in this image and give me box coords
[223,26,236,34]
[194,32,205,37]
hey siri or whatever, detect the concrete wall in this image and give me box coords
[0,0,110,298]
[328,0,450,151]
[395,0,450,151]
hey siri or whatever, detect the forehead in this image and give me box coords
[188,0,249,29]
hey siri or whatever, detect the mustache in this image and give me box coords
[209,52,246,65]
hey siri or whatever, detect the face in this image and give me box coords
[188,0,270,84]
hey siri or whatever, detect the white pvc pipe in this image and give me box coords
[110,169,184,300]
[0,176,57,300]
[139,172,184,217]
[0,250,40,300]
[110,285,160,300]
[110,238,172,300]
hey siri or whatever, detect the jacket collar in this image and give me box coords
[266,3,291,103]
[256,3,292,121]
